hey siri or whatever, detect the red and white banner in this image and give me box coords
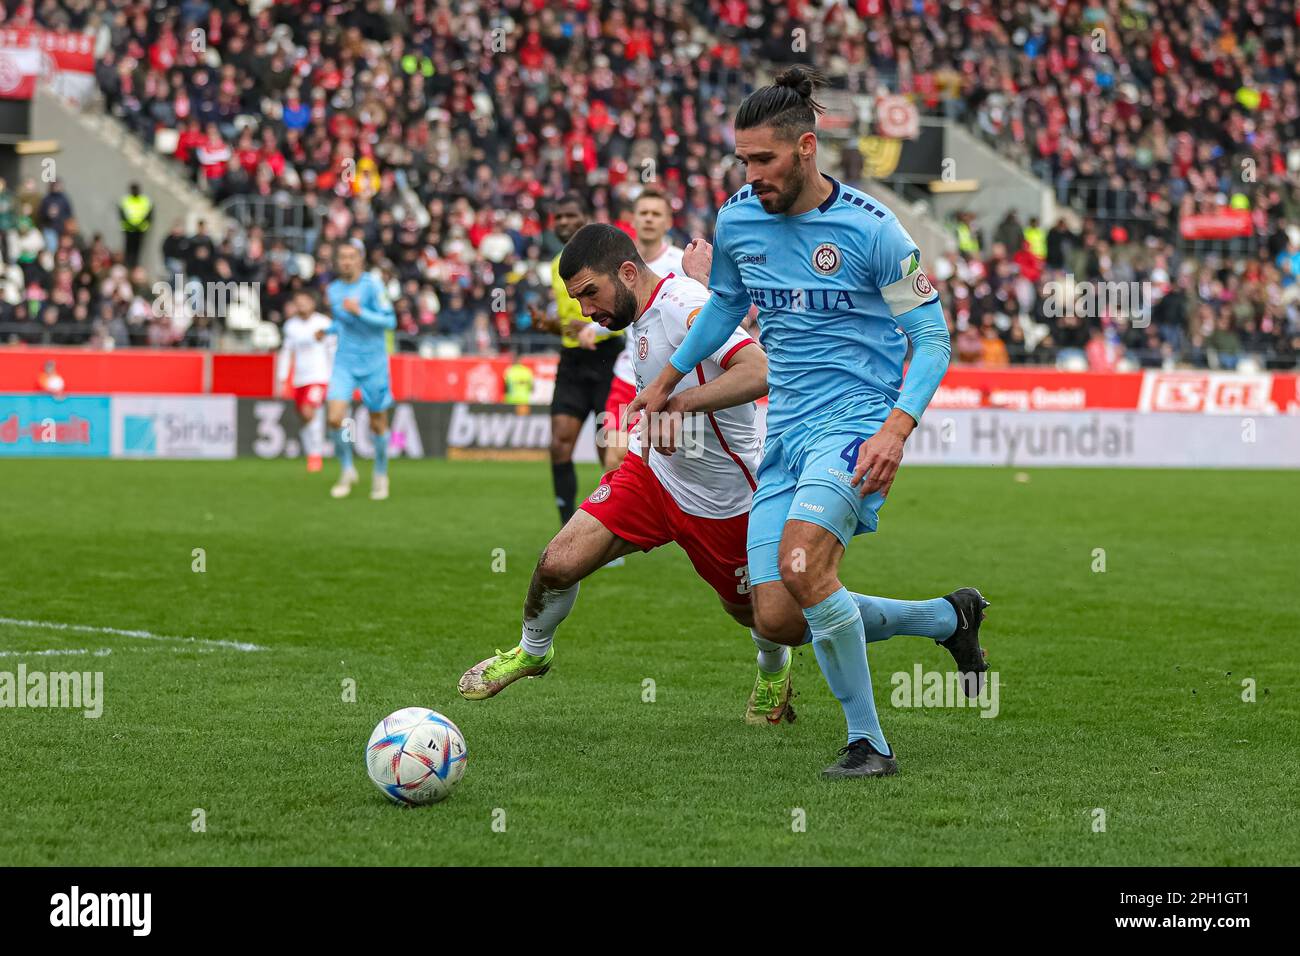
[931,368,1142,412]
[1180,209,1253,241]
[929,368,1300,416]
[1137,371,1299,415]
[0,27,95,102]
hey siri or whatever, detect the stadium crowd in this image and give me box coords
[1,0,1296,371]
[773,0,1300,367]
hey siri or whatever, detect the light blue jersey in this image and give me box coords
[671,176,948,442]
[670,173,961,759]
[326,272,396,375]
[670,175,951,572]
[326,272,396,411]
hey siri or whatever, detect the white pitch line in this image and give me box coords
[0,617,265,652]
[0,648,111,658]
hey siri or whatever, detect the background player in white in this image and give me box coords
[633,186,686,278]
[275,291,334,473]
[602,187,686,474]
[458,224,794,725]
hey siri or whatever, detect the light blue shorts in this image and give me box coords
[747,421,888,587]
[328,363,393,412]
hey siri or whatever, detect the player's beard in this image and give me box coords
[599,282,639,332]
[759,161,805,215]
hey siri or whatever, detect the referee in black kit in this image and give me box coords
[528,193,624,525]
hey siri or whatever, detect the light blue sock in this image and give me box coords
[796,594,957,646]
[853,594,957,644]
[330,427,353,471]
[804,586,889,754]
[372,430,389,476]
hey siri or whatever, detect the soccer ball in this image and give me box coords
[365,707,468,805]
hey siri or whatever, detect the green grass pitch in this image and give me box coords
[0,458,1295,866]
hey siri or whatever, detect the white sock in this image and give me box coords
[302,413,320,456]
[521,583,579,657]
[751,629,790,674]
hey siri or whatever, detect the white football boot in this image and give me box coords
[330,466,359,499]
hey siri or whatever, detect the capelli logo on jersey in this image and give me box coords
[737,253,767,265]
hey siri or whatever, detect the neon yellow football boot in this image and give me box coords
[744,656,796,725]
[458,645,554,700]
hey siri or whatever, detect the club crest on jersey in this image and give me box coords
[588,484,611,504]
[812,243,841,276]
[638,335,649,360]
[686,307,701,329]
[913,271,933,297]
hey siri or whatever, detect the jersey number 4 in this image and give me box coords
[840,438,865,468]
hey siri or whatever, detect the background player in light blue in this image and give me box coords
[629,67,992,779]
[324,240,396,501]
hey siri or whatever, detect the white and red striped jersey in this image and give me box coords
[627,273,762,519]
[615,243,687,385]
[276,312,334,386]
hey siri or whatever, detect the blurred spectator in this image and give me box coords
[1208,314,1243,370]
[162,221,189,276]
[463,312,495,357]
[0,178,14,265]
[994,212,1023,253]
[11,218,43,285]
[980,317,1010,367]
[1085,326,1122,373]
[38,181,74,253]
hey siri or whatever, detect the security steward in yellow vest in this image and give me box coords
[1023,217,1047,260]
[527,194,624,525]
[120,182,153,269]
[956,217,980,255]
[503,355,534,405]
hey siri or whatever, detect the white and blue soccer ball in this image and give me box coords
[365,707,468,805]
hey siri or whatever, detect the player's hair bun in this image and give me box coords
[773,66,828,102]
[736,65,827,129]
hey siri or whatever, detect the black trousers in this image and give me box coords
[123,230,146,269]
